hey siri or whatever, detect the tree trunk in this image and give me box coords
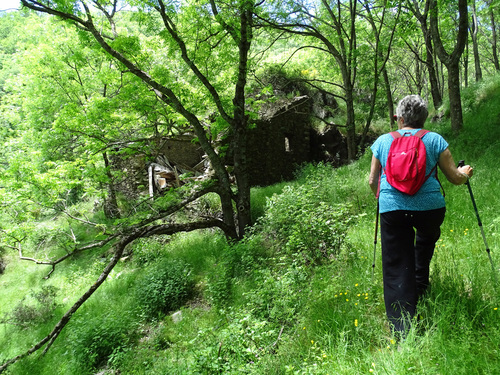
[464,42,469,88]
[232,7,252,237]
[415,58,423,95]
[423,28,442,109]
[438,58,445,98]
[491,6,500,71]
[410,0,443,109]
[448,61,464,133]
[383,67,395,130]
[471,0,482,82]
[102,152,120,219]
[345,86,357,161]
[360,56,380,152]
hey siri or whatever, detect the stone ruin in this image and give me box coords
[111,93,348,198]
[111,135,207,198]
[111,64,351,197]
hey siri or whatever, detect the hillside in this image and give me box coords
[1,76,500,374]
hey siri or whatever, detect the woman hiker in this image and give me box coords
[368,94,474,336]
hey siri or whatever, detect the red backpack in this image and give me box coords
[384,129,436,195]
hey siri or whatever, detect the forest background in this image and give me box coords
[0,0,499,374]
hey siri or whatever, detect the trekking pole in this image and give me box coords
[372,200,379,279]
[458,160,497,279]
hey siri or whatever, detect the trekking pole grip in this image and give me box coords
[458,160,471,186]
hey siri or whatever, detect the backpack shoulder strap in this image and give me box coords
[390,129,429,139]
[390,131,401,139]
[415,129,430,138]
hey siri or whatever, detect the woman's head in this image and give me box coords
[396,95,428,128]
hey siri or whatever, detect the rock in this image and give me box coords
[172,310,183,324]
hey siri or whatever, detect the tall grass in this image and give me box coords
[1,75,500,374]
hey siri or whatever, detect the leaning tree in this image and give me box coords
[0,0,259,371]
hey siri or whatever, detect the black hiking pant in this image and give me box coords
[380,207,446,334]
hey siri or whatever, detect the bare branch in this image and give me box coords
[12,234,118,278]
[0,214,228,373]
[5,182,220,279]
[313,115,347,128]
[61,210,108,230]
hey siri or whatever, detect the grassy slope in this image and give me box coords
[1,76,500,374]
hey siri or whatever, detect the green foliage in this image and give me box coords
[131,237,170,266]
[191,310,281,374]
[461,73,500,115]
[2,285,59,329]
[253,64,310,96]
[205,260,233,310]
[250,181,287,221]
[70,311,137,372]
[135,258,195,320]
[203,234,269,309]
[259,176,358,266]
[243,266,309,324]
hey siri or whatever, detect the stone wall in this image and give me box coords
[112,94,348,195]
[157,135,205,169]
[112,136,205,198]
[246,95,313,186]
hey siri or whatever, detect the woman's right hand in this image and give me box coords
[438,148,473,185]
[458,164,473,180]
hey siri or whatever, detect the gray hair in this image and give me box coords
[396,95,428,128]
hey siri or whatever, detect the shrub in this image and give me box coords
[192,310,280,374]
[135,258,195,320]
[206,262,233,310]
[131,237,168,265]
[259,183,357,265]
[205,237,269,309]
[4,285,59,328]
[243,266,309,324]
[71,311,136,371]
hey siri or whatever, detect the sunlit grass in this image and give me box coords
[2,75,500,374]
